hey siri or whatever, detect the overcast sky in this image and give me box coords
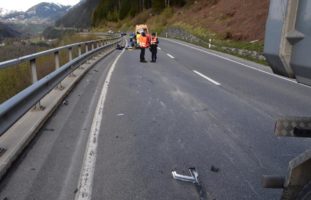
[0,0,80,11]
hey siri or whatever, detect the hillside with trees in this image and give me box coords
[92,0,187,25]
[92,0,268,41]
[57,0,268,42]
[56,0,101,28]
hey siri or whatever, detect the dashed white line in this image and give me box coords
[75,45,125,200]
[167,53,175,59]
[165,39,297,83]
[193,70,221,86]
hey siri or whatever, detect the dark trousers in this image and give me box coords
[140,48,145,61]
[150,45,157,61]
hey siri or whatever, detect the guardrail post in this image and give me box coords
[85,43,89,53]
[30,59,44,110]
[54,51,60,69]
[78,45,82,56]
[77,44,86,70]
[54,51,64,90]
[68,47,73,61]
[30,59,38,84]
[68,47,76,77]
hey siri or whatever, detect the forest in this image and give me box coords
[92,0,188,25]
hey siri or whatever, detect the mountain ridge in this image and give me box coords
[0,2,71,24]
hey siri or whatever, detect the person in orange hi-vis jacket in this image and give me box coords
[139,32,150,63]
[150,33,159,62]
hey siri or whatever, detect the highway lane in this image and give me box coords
[0,38,311,200]
[90,41,311,200]
[0,51,121,200]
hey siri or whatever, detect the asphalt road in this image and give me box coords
[1,38,311,200]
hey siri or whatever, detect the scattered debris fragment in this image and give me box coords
[172,168,209,200]
[210,165,220,173]
[63,100,69,106]
[172,168,199,183]
[117,113,125,116]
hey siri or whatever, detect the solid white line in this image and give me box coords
[75,47,125,200]
[193,70,221,86]
[166,39,297,83]
[167,53,175,59]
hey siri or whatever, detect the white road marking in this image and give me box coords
[166,39,297,83]
[193,70,221,86]
[75,46,125,200]
[167,53,175,59]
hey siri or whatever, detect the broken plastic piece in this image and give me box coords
[172,168,199,184]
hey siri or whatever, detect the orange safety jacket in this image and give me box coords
[151,37,158,45]
[146,34,151,44]
[139,36,149,48]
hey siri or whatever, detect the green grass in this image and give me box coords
[0,64,32,103]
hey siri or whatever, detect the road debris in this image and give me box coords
[172,168,199,183]
[62,100,69,106]
[210,165,220,173]
[172,168,209,200]
[117,113,125,116]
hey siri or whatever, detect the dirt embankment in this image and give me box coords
[171,0,269,41]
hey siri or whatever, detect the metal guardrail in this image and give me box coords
[0,36,122,136]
